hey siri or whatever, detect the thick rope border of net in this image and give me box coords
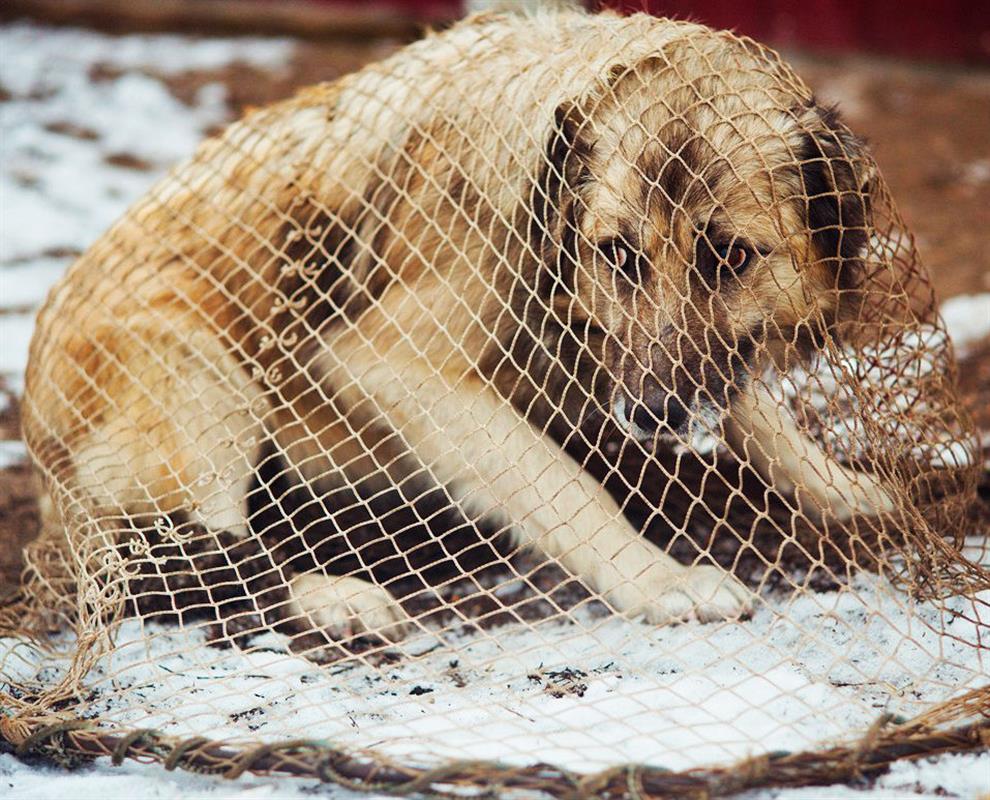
[2,8,988,797]
[2,691,989,799]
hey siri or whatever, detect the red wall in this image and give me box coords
[299,0,989,63]
[601,0,990,63]
[302,0,461,19]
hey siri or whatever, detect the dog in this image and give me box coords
[22,10,893,642]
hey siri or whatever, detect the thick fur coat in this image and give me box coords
[23,10,891,638]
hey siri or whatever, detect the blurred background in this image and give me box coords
[5,0,989,62]
[1,0,988,585]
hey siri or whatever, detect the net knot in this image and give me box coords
[848,712,897,776]
[111,728,163,765]
[163,735,211,771]
[315,747,403,793]
[578,763,658,800]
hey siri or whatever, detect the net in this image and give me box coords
[2,9,987,796]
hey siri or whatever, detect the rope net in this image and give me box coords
[2,9,987,795]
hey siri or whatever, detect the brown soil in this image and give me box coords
[1,32,987,597]
[0,394,37,595]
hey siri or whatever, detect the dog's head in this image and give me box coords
[532,37,875,442]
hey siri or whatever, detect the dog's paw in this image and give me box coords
[287,574,409,642]
[606,563,754,625]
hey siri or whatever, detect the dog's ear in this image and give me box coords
[798,103,876,314]
[529,101,593,257]
[531,60,649,255]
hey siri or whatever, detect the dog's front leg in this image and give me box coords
[725,381,895,521]
[429,378,754,623]
[324,329,752,624]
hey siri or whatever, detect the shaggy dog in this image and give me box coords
[23,10,891,640]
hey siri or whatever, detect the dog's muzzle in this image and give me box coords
[612,388,690,442]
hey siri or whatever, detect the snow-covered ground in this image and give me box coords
[4,568,989,768]
[0,23,291,395]
[1,21,988,800]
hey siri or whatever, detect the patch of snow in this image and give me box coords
[778,322,980,470]
[874,751,990,798]
[0,440,27,467]
[745,754,990,800]
[0,23,293,97]
[939,293,990,355]
[0,753,344,800]
[0,24,272,265]
[2,571,986,778]
[960,158,990,187]
[0,313,34,391]
[909,438,976,469]
[0,22,294,390]
[0,257,70,309]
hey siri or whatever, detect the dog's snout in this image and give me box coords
[629,392,688,435]
[629,397,658,435]
[613,375,691,441]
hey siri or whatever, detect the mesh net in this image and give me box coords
[2,9,988,795]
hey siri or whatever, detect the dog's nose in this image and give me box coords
[629,398,658,434]
[629,392,688,435]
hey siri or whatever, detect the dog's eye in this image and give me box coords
[597,237,646,284]
[716,242,753,273]
[694,234,756,287]
[597,238,629,271]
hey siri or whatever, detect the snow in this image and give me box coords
[0,23,291,390]
[940,293,990,356]
[778,323,981,470]
[735,752,990,799]
[0,24,289,266]
[3,572,988,796]
[0,754,345,800]
[1,20,988,800]
[0,440,27,468]
[0,315,33,392]
[60,573,966,772]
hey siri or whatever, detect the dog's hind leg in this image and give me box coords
[31,319,266,540]
[286,573,409,642]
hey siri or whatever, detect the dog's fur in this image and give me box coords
[23,10,892,638]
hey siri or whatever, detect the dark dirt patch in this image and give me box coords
[0,465,38,595]
[43,120,100,141]
[958,337,990,437]
[0,381,20,440]
[0,393,39,595]
[167,38,401,114]
[528,667,589,698]
[957,336,990,529]
[103,152,154,171]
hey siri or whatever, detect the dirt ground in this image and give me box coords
[1,32,988,592]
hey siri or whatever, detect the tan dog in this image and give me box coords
[23,10,892,640]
